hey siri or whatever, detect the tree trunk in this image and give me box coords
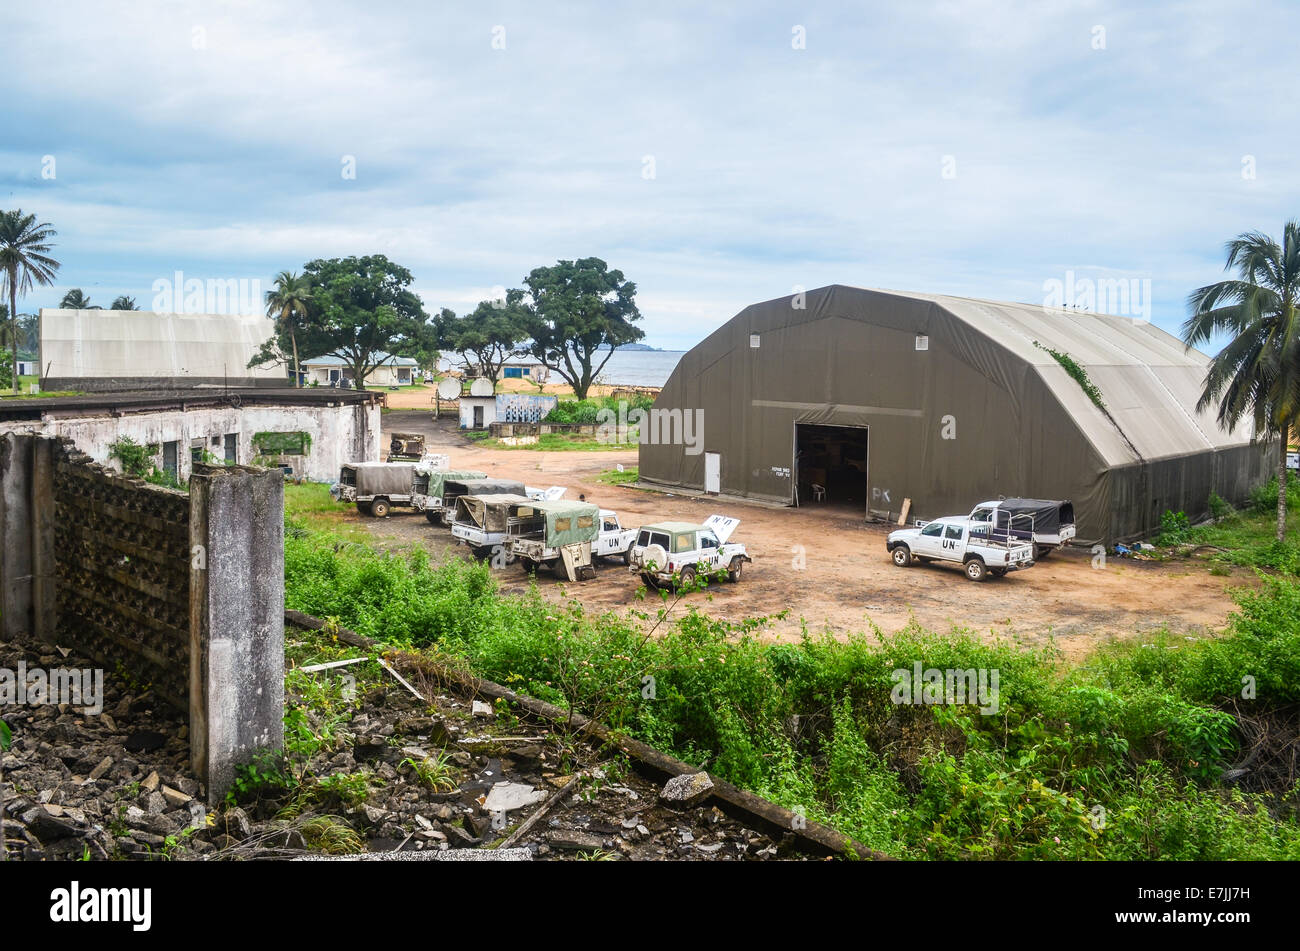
[9,277,18,395]
[291,330,300,388]
[1278,439,1289,543]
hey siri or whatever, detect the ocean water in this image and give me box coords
[594,349,685,388]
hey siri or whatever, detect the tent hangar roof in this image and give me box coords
[728,285,1255,468]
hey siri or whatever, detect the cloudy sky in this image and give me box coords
[3,0,1296,350]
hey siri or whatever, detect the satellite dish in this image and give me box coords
[469,378,494,397]
[436,378,461,400]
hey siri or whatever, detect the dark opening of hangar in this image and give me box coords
[795,423,868,511]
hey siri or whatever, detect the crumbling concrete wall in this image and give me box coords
[52,441,192,709]
[0,399,380,483]
[0,434,285,802]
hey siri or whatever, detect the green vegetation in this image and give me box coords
[400,751,457,792]
[597,466,639,485]
[282,515,1300,859]
[1183,222,1300,543]
[106,435,183,489]
[0,209,60,394]
[545,392,655,425]
[1156,478,1300,574]
[1033,340,1105,410]
[475,432,631,452]
[252,431,311,456]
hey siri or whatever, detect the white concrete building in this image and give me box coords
[0,390,382,483]
[301,352,419,388]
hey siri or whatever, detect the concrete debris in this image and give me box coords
[659,771,714,808]
[483,783,547,813]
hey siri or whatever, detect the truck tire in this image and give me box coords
[371,498,390,518]
[641,571,659,590]
[727,557,744,582]
[991,567,1008,578]
[425,511,442,525]
[891,546,913,567]
[678,566,697,591]
[621,548,632,566]
[519,557,535,574]
[357,502,373,517]
[1033,544,1053,560]
[964,558,988,582]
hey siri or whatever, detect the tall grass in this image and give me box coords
[285,517,1300,859]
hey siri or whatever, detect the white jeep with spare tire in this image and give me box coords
[628,515,751,590]
[886,515,1034,581]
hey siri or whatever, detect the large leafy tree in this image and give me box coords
[262,270,314,386]
[0,210,60,393]
[60,288,92,309]
[440,291,531,383]
[297,255,431,389]
[520,257,643,399]
[1183,221,1300,541]
[110,295,138,310]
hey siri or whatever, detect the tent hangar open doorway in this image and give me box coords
[793,422,869,514]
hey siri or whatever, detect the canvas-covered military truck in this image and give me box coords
[332,462,418,517]
[967,498,1076,560]
[628,515,750,590]
[431,477,527,526]
[411,468,489,524]
[506,499,604,580]
[450,493,535,558]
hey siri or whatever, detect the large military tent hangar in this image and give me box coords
[639,285,1273,544]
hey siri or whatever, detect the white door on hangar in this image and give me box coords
[704,452,720,494]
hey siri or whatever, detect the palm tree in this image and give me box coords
[265,270,313,387]
[110,295,138,310]
[60,288,91,309]
[1183,222,1300,542]
[0,210,60,394]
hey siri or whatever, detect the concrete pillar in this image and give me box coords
[188,464,285,802]
[0,434,34,639]
[30,436,56,641]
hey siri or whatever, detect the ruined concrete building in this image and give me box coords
[0,389,381,483]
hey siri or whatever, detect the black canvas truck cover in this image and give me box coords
[995,499,1073,535]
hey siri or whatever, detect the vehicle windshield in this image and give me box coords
[699,531,719,549]
[971,508,993,522]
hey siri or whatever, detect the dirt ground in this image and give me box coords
[355,411,1252,660]
[378,379,640,410]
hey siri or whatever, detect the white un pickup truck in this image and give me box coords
[886,516,1034,581]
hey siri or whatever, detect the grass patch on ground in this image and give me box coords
[470,432,632,451]
[1156,479,1300,575]
[596,466,639,485]
[284,483,373,543]
[283,514,1300,860]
